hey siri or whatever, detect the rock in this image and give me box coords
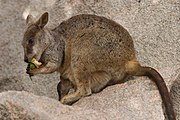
[74,80,164,120]
[0,78,165,120]
[0,102,37,120]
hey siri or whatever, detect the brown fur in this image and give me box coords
[22,12,176,120]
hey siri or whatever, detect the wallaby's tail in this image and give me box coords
[135,66,176,120]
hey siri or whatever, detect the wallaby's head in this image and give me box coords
[22,12,50,63]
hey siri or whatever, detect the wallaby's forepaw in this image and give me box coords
[26,68,39,76]
[26,65,44,76]
[26,62,57,76]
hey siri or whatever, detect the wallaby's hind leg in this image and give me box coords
[60,70,112,104]
[57,77,73,101]
[60,71,92,105]
[90,71,111,93]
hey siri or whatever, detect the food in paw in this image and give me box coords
[31,58,42,68]
[27,58,42,71]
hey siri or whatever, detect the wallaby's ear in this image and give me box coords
[36,12,49,29]
[26,14,34,25]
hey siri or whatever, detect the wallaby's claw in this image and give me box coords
[26,68,38,76]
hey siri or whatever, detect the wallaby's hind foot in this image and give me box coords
[60,86,92,105]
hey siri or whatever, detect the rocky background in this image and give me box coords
[0,0,179,120]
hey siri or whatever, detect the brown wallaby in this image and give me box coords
[22,12,176,120]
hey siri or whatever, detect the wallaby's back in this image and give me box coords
[55,14,136,80]
[54,14,134,55]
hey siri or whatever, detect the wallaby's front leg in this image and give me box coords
[27,62,57,76]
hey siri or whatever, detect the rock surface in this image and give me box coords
[0,80,166,120]
[0,0,179,120]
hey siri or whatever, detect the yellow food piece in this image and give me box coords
[31,58,42,68]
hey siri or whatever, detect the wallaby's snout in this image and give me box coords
[22,39,36,63]
[24,53,33,63]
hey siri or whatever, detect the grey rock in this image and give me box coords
[0,102,37,120]
[0,80,164,120]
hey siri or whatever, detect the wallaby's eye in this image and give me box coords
[28,38,34,45]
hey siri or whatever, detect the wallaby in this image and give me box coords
[22,12,176,120]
